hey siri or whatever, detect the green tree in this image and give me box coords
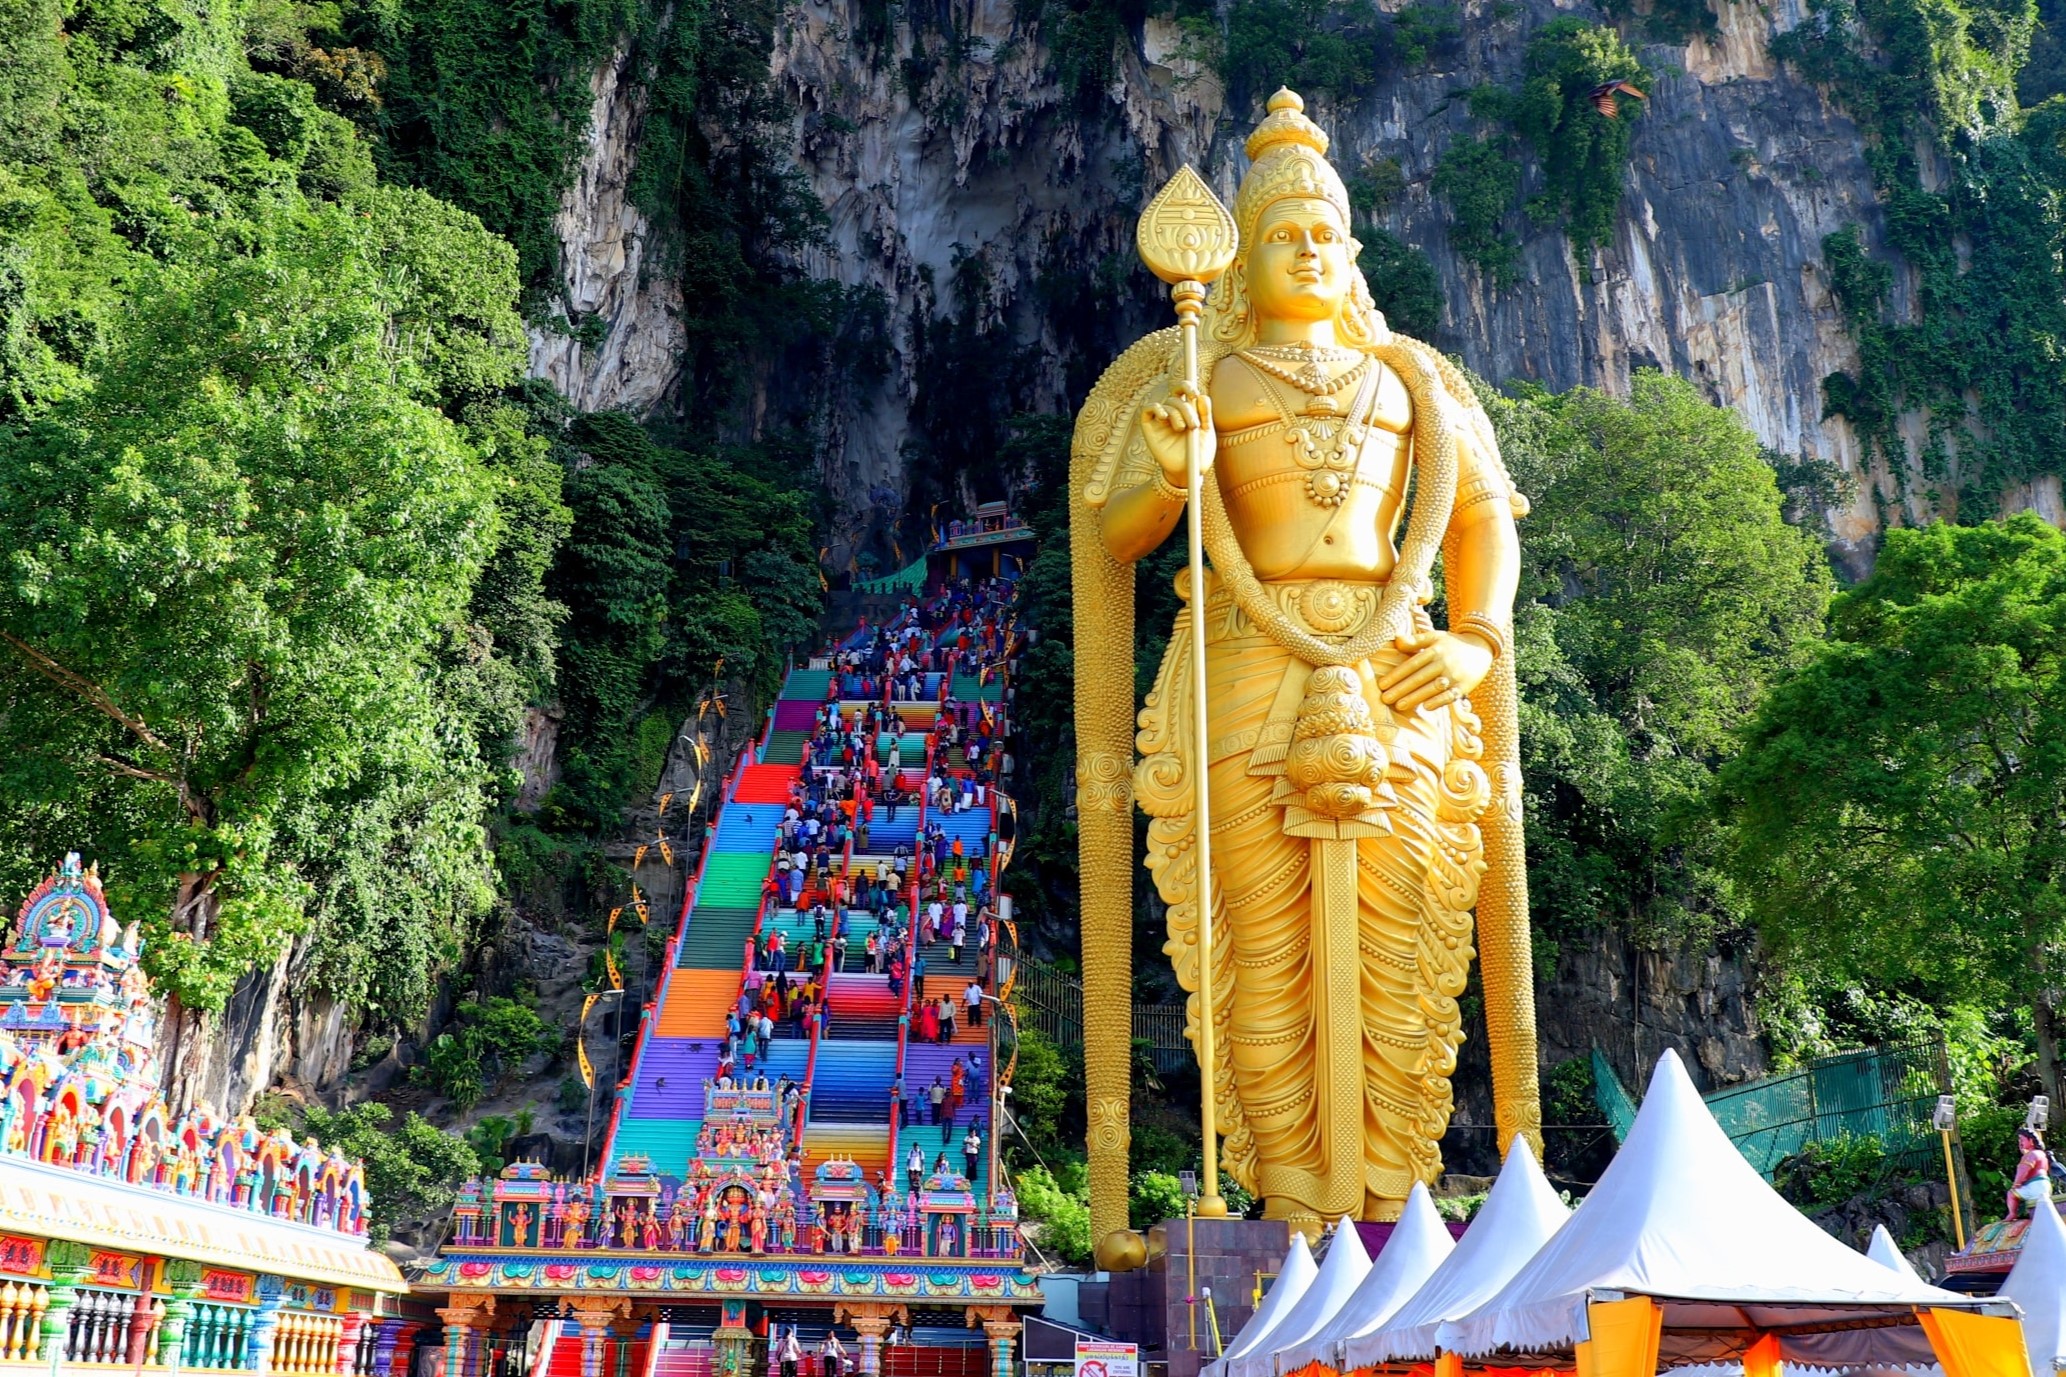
[1484,371,1833,950]
[0,199,521,1014]
[294,1101,480,1243]
[1718,514,2066,1098]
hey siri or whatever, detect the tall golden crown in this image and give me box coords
[1234,89,1353,248]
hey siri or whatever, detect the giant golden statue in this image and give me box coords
[1070,90,1541,1244]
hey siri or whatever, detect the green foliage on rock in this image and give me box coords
[1358,228,1445,338]
[1436,21,1647,278]
[1718,514,2066,1093]
[415,995,561,1108]
[1775,0,2066,504]
[1433,136,1523,283]
[540,410,821,831]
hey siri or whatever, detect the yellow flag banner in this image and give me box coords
[658,835,674,866]
[606,946,623,991]
[632,844,648,871]
[658,792,673,817]
[577,994,600,1087]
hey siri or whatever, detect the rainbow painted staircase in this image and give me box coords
[599,638,1010,1209]
[504,592,1026,1377]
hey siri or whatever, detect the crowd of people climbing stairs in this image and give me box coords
[653,568,1030,1257]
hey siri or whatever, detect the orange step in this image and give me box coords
[658,969,749,1036]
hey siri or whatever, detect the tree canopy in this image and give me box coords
[1487,370,1834,953]
[0,195,531,1014]
[1718,513,2066,1093]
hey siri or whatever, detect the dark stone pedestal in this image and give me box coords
[1077,1218,1291,1377]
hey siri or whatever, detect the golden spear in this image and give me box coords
[1136,166,1238,1219]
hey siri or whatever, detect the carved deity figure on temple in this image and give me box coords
[1072,89,1541,1231]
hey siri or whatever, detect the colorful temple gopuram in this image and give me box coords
[418,525,1040,1376]
[0,854,409,1375]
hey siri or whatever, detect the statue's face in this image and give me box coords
[1245,196,1351,323]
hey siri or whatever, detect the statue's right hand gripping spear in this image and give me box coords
[1137,166,1238,1219]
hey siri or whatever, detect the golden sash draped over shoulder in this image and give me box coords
[1069,91,1542,1236]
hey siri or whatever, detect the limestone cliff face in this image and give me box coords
[540,0,1897,567]
[528,37,688,415]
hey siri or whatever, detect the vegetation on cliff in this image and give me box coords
[0,0,826,1049]
[1776,0,2066,509]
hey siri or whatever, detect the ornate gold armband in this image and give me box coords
[1150,467,1189,505]
[1454,611,1511,662]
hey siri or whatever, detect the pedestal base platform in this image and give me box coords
[1078,1217,1291,1377]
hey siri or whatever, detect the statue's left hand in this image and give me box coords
[1379,630,1494,712]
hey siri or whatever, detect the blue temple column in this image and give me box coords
[245,1276,285,1374]
[976,1311,1018,1377]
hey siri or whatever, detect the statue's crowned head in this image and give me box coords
[1213,88,1390,347]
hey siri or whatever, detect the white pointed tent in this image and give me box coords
[1437,1050,2024,1377]
[1219,1232,1319,1368]
[2000,1202,2066,1376]
[1225,1219,1370,1377]
[1867,1224,1925,1283]
[1354,1137,1570,1366]
[1273,1183,1457,1372]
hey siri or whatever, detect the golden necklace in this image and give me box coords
[1239,358,1383,509]
[1238,348,1372,396]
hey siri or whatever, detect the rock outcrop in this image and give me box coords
[540,0,1902,567]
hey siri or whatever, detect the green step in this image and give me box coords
[697,853,774,908]
[609,1118,698,1175]
[781,670,832,700]
[951,675,1003,703]
[764,731,808,765]
[679,905,760,965]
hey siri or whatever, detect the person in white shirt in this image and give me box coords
[964,979,984,1027]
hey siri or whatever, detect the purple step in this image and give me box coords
[773,700,819,730]
[627,1040,723,1119]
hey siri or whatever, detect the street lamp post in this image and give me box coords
[1933,1094,1966,1251]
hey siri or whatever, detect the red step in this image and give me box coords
[545,1333,651,1377]
[737,764,802,804]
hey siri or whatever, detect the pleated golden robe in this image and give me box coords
[1136,572,1490,1222]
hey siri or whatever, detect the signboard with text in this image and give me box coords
[1074,1338,1139,1377]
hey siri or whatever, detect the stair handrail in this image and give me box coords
[528,1319,562,1377]
[596,733,755,1175]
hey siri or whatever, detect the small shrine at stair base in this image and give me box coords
[0,854,411,1375]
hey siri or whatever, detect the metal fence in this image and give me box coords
[1013,957,1083,1050]
[1592,1038,1948,1179]
[1011,958,1195,1072]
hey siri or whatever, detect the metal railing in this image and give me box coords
[1592,1038,1948,1179]
[1011,958,1194,1071]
